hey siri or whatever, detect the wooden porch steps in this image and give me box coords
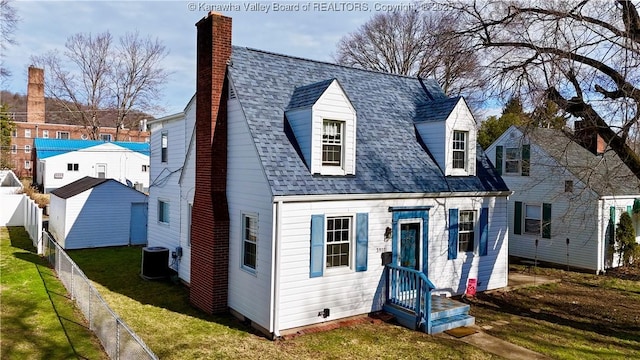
[383,295,475,334]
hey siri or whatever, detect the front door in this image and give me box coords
[400,222,421,270]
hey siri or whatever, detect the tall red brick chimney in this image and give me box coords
[27,66,45,124]
[574,120,606,155]
[190,12,232,314]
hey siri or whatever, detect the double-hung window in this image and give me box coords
[326,216,351,268]
[57,131,70,139]
[524,204,541,234]
[458,210,475,253]
[25,129,31,138]
[11,144,17,154]
[322,120,343,167]
[24,145,31,153]
[161,132,168,163]
[100,134,112,142]
[452,131,467,169]
[158,200,169,224]
[67,163,79,171]
[242,214,258,271]
[505,147,521,174]
[42,130,49,138]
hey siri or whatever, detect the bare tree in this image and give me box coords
[32,31,168,140]
[334,10,487,107]
[0,0,19,80]
[448,0,640,180]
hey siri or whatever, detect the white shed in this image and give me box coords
[48,176,148,249]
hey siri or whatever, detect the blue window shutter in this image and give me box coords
[495,146,503,175]
[521,144,530,176]
[514,202,523,235]
[310,215,325,278]
[479,207,489,256]
[448,209,458,260]
[542,203,552,239]
[355,213,368,272]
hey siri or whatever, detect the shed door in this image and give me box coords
[130,202,148,245]
[96,164,107,178]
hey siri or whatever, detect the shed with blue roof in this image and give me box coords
[33,138,150,193]
[146,13,511,339]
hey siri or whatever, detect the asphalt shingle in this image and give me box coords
[229,47,508,196]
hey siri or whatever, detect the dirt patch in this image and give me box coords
[472,265,640,340]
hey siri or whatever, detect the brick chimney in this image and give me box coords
[27,66,45,124]
[190,12,232,314]
[574,120,606,155]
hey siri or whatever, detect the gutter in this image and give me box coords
[273,190,513,203]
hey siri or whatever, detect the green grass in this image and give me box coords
[67,246,499,359]
[0,227,107,359]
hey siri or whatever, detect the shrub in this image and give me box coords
[616,212,640,266]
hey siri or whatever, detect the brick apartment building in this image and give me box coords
[6,67,150,178]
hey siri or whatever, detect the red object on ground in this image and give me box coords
[465,278,477,297]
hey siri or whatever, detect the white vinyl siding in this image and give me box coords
[276,195,508,332]
[36,142,149,193]
[146,101,195,284]
[226,94,274,332]
[486,126,620,272]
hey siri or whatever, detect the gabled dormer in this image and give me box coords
[414,97,477,176]
[286,79,356,176]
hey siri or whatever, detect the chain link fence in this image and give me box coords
[42,232,158,360]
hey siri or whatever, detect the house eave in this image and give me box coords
[272,190,513,203]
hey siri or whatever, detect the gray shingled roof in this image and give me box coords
[229,47,508,196]
[286,79,335,110]
[50,177,111,199]
[414,97,461,123]
[526,127,640,196]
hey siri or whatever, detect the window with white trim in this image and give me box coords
[24,145,31,153]
[242,214,258,271]
[57,131,70,139]
[161,132,168,163]
[42,130,49,138]
[67,163,79,171]
[158,200,169,224]
[11,130,17,137]
[142,165,149,172]
[25,129,31,138]
[100,134,112,142]
[322,120,343,167]
[452,131,467,169]
[24,160,31,169]
[524,204,541,234]
[458,210,475,253]
[505,147,521,174]
[326,216,352,268]
[10,144,17,154]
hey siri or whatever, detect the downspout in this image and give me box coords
[270,200,282,339]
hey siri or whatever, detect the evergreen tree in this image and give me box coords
[0,104,15,169]
[616,212,639,267]
[478,97,529,149]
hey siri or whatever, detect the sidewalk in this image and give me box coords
[436,271,560,359]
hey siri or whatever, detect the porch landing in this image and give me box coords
[383,295,474,334]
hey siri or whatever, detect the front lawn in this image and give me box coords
[0,227,106,359]
[67,246,498,359]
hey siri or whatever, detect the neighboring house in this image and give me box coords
[33,138,150,193]
[485,124,640,273]
[48,176,148,249]
[148,13,511,338]
[0,169,22,194]
[7,67,149,178]
[146,96,196,283]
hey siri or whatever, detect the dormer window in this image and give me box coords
[452,131,467,170]
[322,120,343,167]
[285,79,356,176]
